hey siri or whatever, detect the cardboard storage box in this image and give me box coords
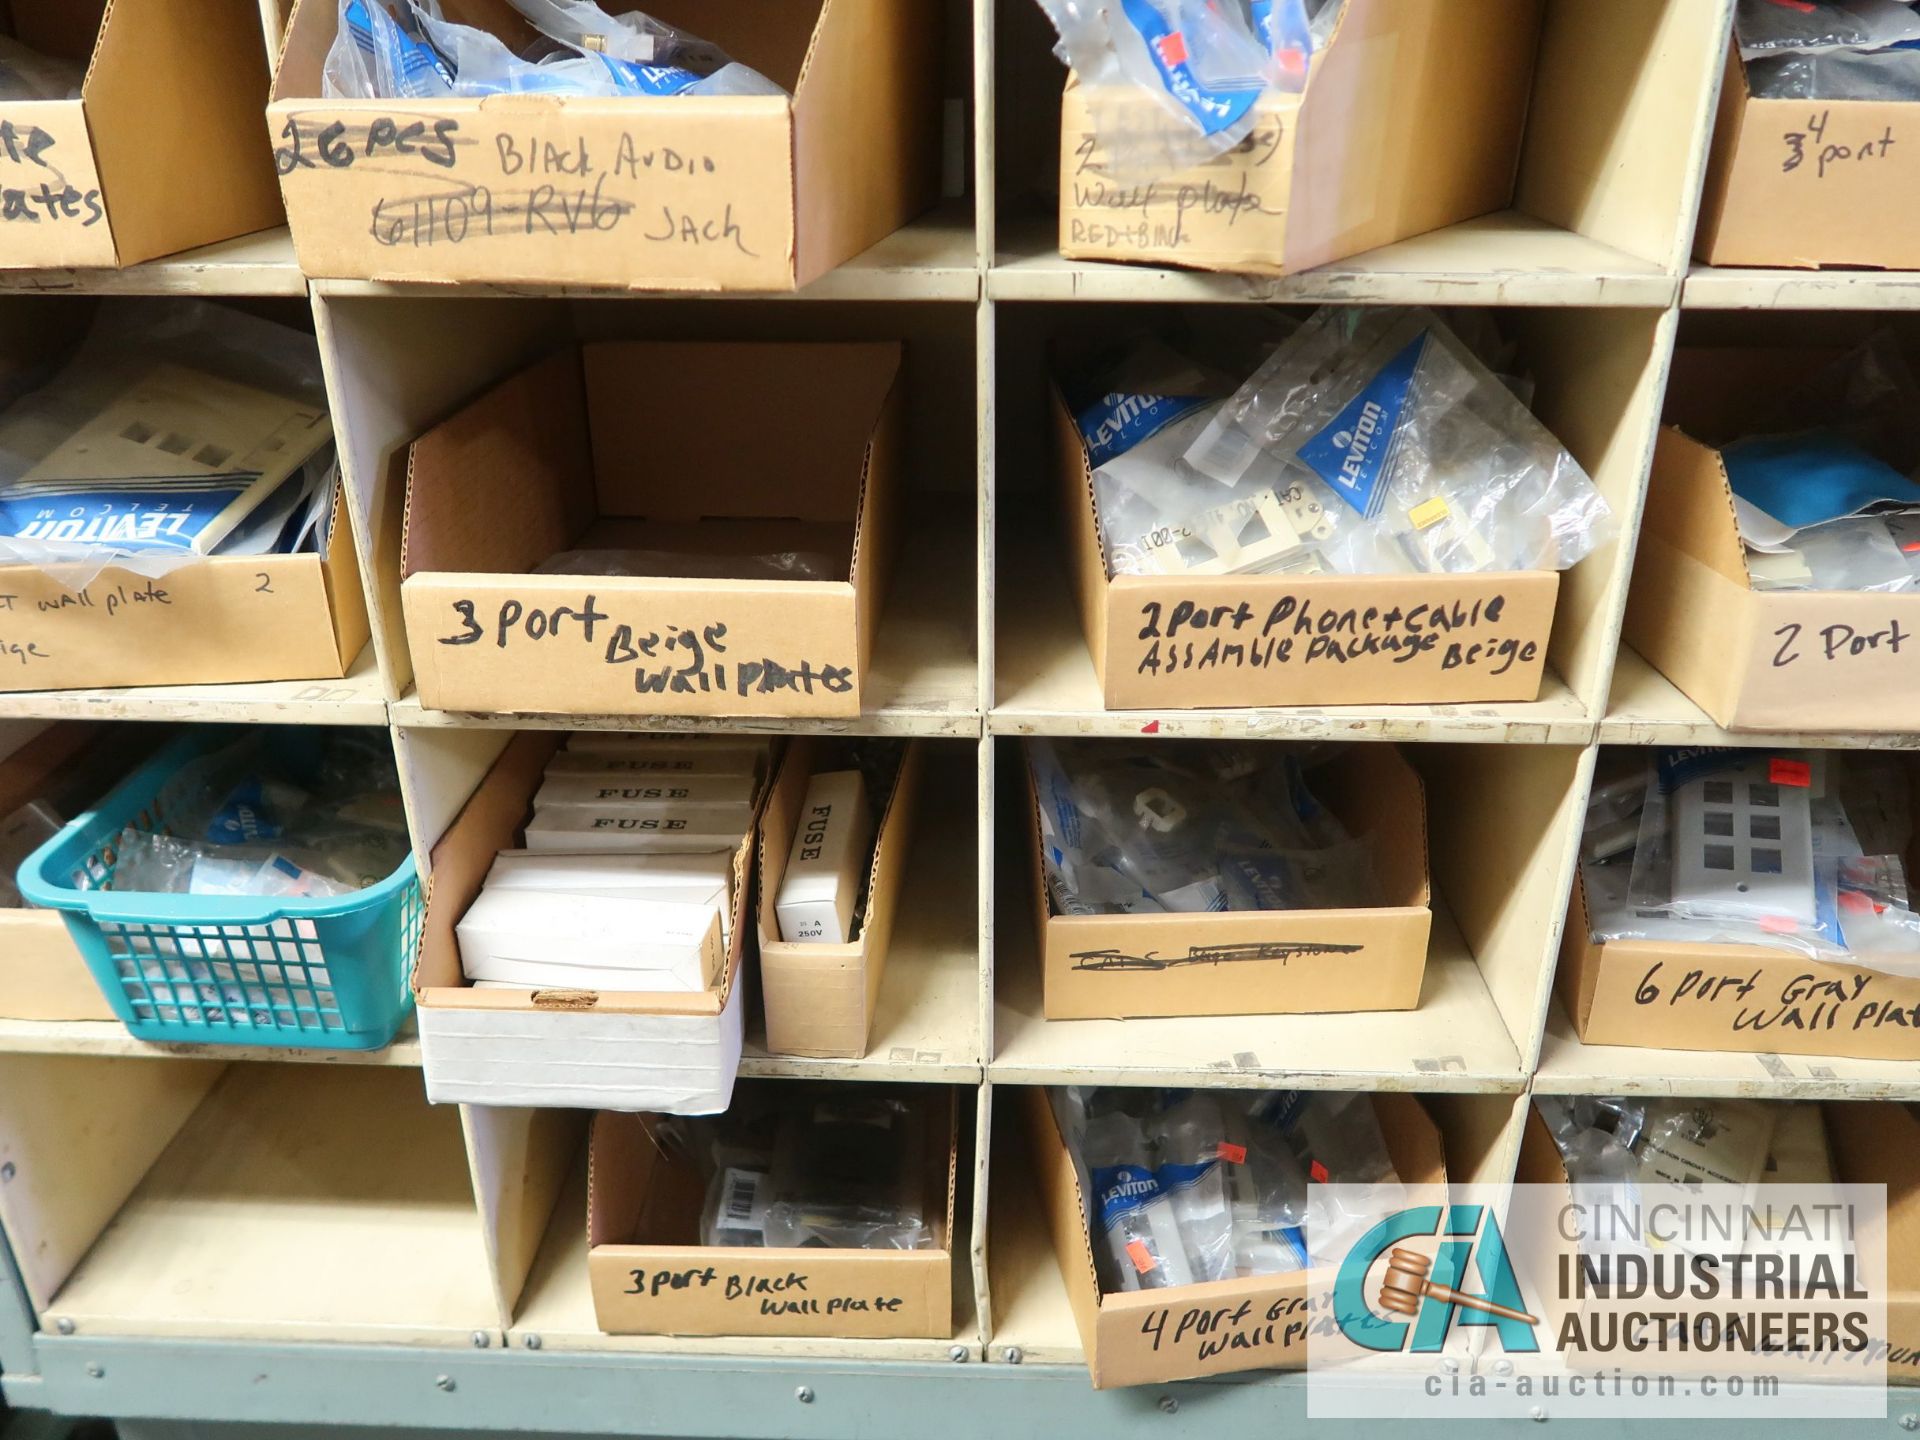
[0,490,368,694]
[1052,393,1560,710]
[267,0,938,291]
[413,730,785,1111]
[0,0,283,269]
[1024,1087,1444,1388]
[1626,348,1920,731]
[400,341,902,720]
[1057,0,1539,275]
[1026,743,1432,1020]
[0,724,111,1021]
[1518,1101,1920,1385]
[587,1089,957,1338]
[1696,47,1920,271]
[757,739,926,1059]
[1559,870,1920,1062]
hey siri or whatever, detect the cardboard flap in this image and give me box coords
[1288,0,1534,270]
[417,732,558,992]
[587,1111,658,1249]
[1051,386,1112,677]
[1312,745,1431,910]
[1372,1091,1445,1183]
[1643,427,1752,586]
[789,0,938,282]
[403,350,595,579]
[1022,1085,1108,1359]
[583,343,900,524]
[85,0,284,267]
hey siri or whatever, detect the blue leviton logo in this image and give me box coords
[1073,391,1210,466]
[1297,332,1427,518]
[1333,1204,1540,1354]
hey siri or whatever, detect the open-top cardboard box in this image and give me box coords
[0,723,113,1021]
[1052,391,1560,710]
[0,0,283,269]
[1519,1100,1919,1385]
[1023,1087,1444,1388]
[1626,347,1920,732]
[413,730,791,1110]
[1056,0,1540,275]
[1025,743,1432,1020]
[757,738,926,1060]
[1559,863,1920,1063]
[1696,46,1920,271]
[399,341,902,720]
[0,483,368,694]
[587,1087,957,1338]
[267,0,939,290]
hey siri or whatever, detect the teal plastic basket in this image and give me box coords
[17,727,421,1050]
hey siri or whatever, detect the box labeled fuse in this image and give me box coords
[523,808,749,855]
[775,770,872,944]
[533,772,758,827]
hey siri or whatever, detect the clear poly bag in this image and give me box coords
[759,1096,936,1251]
[1184,306,1614,576]
[1221,1099,1310,1275]
[1263,1090,1402,1265]
[1734,0,1920,60]
[1748,44,1920,99]
[0,301,332,589]
[502,0,785,95]
[534,549,841,583]
[1152,1093,1237,1283]
[323,0,455,99]
[1033,0,1272,178]
[1078,1107,1196,1292]
[0,36,83,101]
[1748,514,1920,593]
[1071,332,1343,581]
[1027,739,1369,915]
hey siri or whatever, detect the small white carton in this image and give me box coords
[775,770,872,945]
[456,890,723,992]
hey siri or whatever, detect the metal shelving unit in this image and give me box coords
[4,1,1920,1436]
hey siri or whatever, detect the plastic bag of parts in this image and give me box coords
[687,1091,938,1251]
[0,36,83,100]
[324,0,783,100]
[1032,0,1274,178]
[1748,44,1920,99]
[534,548,842,583]
[1583,749,1920,971]
[0,301,336,590]
[1734,0,1920,60]
[501,0,783,95]
[105,731,409,899]
[1183,306,1614,577]
[1069,324,1326,580]
[1027,738,1379,916]
[1747,514,1920,594]
[1053,1086,1393,1294]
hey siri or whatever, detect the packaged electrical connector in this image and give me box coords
[1183,306,1614,577]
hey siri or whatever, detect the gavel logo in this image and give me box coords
[1379,1248,1539,1325]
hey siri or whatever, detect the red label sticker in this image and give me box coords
[1141,720,1161,735]
[1126,1240,1157,1274]
[1759,914,1799,934]
[1217,1142,1248,1165]
[1154,31,1189,66]
[1770,758,1812,788]
[1310,1160,1329,1183]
